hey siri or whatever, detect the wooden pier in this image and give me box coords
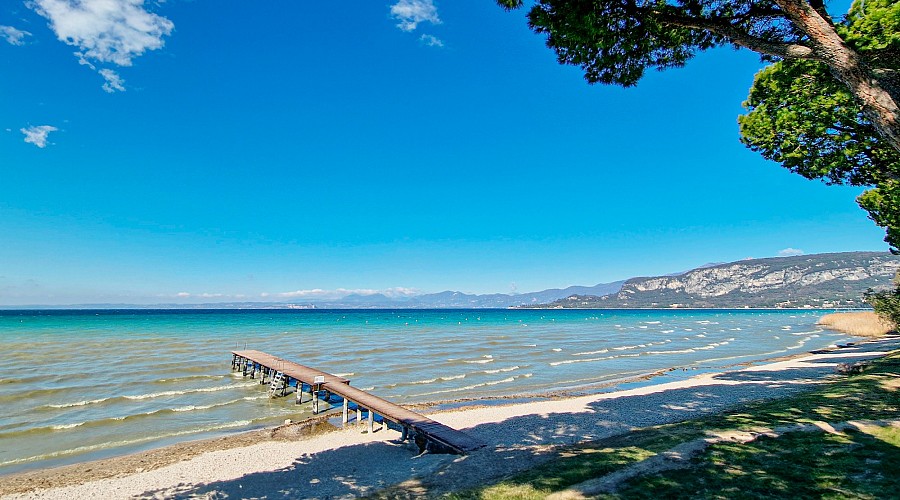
[231,349,483,454]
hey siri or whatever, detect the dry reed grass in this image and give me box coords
[817,311,895,338]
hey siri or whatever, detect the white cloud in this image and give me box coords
[419,34,443,47]
[778,247,805,257]
[0,25,32,45]
[28,0,174,91]
[390,0,440,31]
[99,68,125,92]
[21,125,58,148]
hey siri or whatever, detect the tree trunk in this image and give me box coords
[775,0,900,154]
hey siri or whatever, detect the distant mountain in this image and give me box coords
[280,281,628,309]
[527,251,900,309]
[9,252,893,310]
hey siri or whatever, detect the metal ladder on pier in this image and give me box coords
[268,371,287,398]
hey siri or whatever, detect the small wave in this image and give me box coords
[124,383,257,400]
[463,358,494,364]
[550,355,615,366]
[0,420,256,468]
[661,330,675,334]
[646,349,696,355]
[612,345,642,351]
[484,366,520,374]
[44,382,257,410]
[47,397,111,409]
[412,374,532,397]
[153,374,225,384]
[440,374,466,381]
[643,321,661,325]
[573,349,609,356]
[51,422,86,430]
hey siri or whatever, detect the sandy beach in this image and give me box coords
[3,336,898,499]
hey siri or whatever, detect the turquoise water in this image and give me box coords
[0,309,855,474]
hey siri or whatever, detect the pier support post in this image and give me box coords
[368,410,374,434]
[357,407,362,424]
[382,418,389,432]
[401,426,409,441]
[342,398,348,424]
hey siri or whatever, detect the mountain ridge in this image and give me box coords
[526,251,899,309]
[3,251,894,310]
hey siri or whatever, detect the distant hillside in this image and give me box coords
[525,252,900,309]
[278,281,628,309]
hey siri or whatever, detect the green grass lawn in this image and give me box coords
[447,353,900,499]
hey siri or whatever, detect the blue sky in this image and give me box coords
[0,0,884,305]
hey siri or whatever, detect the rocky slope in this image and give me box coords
[530,252,900,309]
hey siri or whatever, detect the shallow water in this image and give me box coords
[0,308,854,474]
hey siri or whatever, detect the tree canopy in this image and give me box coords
[499,0,900,250]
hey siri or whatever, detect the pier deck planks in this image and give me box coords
[231,349,483,454]
[233,349,349,386]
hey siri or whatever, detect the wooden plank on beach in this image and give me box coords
[231,349,483,454]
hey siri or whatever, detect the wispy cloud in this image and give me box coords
[0,25,32,45]
[28,0,174,91]
[419,34,443,47]
[263,287,420,300]
[99,68,125,93]
[390,0,440,31]
[778,247,804,257]
[21,125,58,148]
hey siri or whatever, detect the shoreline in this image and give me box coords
[3,334,896,498]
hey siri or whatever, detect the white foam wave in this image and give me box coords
[124,383,256,400]
[646,349,696,355]
[573,349,609,356]
[414,374,531,397]
[48,397,109,409]
[483,366,520,374]
[0,420,255,468]
[51,422,86,430]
